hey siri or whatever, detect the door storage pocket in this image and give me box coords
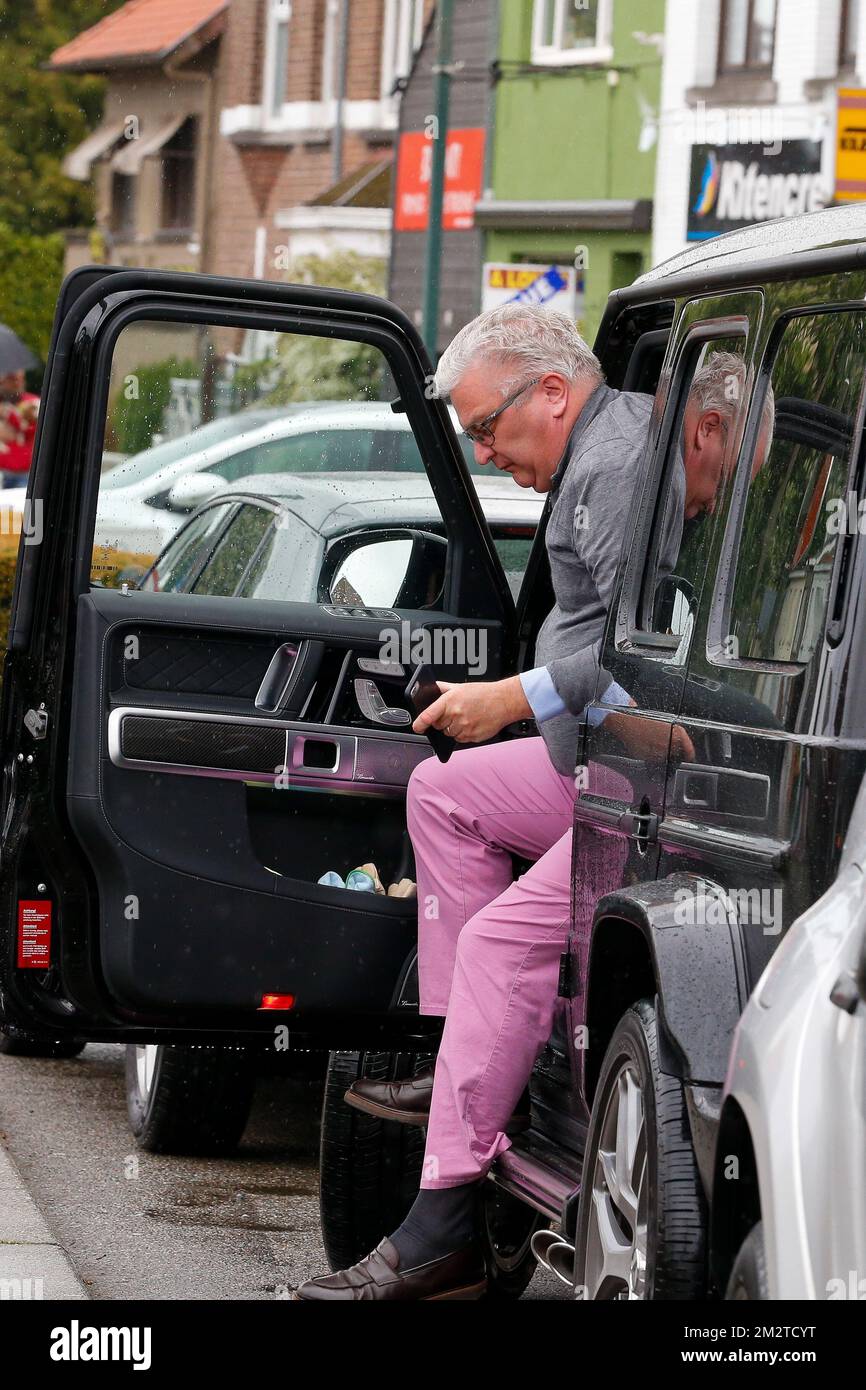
[246,786,414,905]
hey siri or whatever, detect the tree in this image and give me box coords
[0,0,126,236]
[264,251,391,405]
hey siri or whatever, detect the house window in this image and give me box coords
[531,0,614,66]
[161,118,197,232]
[264,0,292,118]
[840,0,860,68]
[718,0,777,73]
[110,172,136,238]
[381,0,424,98]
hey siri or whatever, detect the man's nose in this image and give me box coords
[473,440,495,467]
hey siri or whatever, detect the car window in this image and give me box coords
[203,429,390,481]
[398,428,488,476]
[490,529,535,599]
[101,410,283,490]
[724,312,866,667]
[692,307,866,734]
[637,334,750,659]
[142,502,234,593]
[90,319,455,611]
[191,505,276,598]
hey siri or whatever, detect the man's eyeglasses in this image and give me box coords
[462,376,542,447]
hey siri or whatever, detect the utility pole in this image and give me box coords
[421,0,454,359]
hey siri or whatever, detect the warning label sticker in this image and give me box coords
[17,900,51,969]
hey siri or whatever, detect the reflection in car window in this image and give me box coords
[640,337,750,654]
[191,505,275,598]
[143,503,233,593]
[728,311,866,667]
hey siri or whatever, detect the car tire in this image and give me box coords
[726,1222,769,1300]
[574,999,707,1300]
[125,1043,255,1155]
[477,1180,542,1300]
[319,1049,433,1272]
[0,1028,86,1059]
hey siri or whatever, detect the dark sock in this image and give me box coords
[388,1184,478,1270]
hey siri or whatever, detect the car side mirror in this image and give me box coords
[325,530,447,610]
[166,473,225,513]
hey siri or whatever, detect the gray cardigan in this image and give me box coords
[533,381,685,775]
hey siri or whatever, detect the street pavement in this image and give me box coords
[0,1044,568,1301]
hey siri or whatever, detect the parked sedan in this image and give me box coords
[139,471,542,605]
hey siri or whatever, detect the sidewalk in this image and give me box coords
[0,1137,87,1299]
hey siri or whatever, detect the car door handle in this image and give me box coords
[619,805,659,852]
[255,639,324,715]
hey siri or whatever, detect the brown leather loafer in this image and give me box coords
[344,1065,531,1133]
[344,1064,435,1124]
[292,1237,487,1301]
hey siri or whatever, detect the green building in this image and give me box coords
[476,0,664,342]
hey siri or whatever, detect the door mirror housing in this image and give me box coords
[166,472,225,513]
[324,529,448,610]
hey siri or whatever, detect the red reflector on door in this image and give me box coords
[17,900,51,969]
[258,993,295,1011]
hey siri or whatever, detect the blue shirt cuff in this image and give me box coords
[519,666,568,722]
[586,680,632,726]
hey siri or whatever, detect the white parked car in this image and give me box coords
[713,775,866,1300]
[1,400,491,562]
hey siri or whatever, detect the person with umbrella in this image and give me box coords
[0,324,39,488]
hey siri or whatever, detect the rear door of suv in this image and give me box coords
[0,267,517,1049]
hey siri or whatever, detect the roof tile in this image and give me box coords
[50,0,227,69]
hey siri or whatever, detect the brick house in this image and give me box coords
[52,0,228,274]
[53,0,429,281]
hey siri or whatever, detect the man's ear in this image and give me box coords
[539,372,569,418]
[700,408,723,441]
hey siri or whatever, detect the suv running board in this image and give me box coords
[488,1139,580,1223]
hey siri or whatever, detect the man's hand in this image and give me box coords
[603,708,695,763]
[412,675,531,744]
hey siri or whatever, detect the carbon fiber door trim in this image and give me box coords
[105,707,429,792]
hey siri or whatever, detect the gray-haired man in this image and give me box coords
[295,308,746,1301]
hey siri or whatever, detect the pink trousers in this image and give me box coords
[406,736,577,1189]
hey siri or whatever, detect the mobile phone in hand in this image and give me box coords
[405,662,456,763]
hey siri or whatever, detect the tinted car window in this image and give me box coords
[144,503,234,592]
[726,311,866,667]
[191,505,275,598]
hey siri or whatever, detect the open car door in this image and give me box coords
[0,267,516,1050]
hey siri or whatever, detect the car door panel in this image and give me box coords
[0,268,515,1045]
[59,584,504,1024]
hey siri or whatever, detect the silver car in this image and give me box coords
[714,775,866,1300]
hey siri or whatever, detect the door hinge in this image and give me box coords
[24,707,48,740]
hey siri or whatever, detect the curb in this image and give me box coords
[0,1137,88,1300]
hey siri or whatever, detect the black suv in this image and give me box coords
[3,202,866,1300]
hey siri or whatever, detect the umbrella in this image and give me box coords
[0,324,38,374]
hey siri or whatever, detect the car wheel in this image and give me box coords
[0,1028,86,1059]
[319,1049,433,1272]
[477,1181,542,1299]
[125,1043,255,1155]
[726,1222,768,1300]
[574,999,707,1300]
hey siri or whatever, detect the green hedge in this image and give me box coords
[0,224,64,365]
[107,357,197,456]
